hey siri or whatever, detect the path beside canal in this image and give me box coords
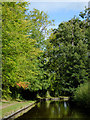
[0,100,35,120]
[0,96,70,119]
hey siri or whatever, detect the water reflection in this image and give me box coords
[15,100,89,120]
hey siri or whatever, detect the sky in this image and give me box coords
[26,0,89,29]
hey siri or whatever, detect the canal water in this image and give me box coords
[14,100,89,120]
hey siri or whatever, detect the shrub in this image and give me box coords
[73,82,90,109]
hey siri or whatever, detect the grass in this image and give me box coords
[0,100,35,119]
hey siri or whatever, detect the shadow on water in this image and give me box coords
[14,100,89,120]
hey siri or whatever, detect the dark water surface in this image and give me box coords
[14,100,89,120]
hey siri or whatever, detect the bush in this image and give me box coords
[73,82,90,109]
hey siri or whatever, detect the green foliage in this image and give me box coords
[79,7,90,80]
[44,17,88,96]
[45,91,51,98]
[2,2,32,92]
[73,82,90,109]
[2,2,52,99]
[27,8,54,49]
[2,2,89,101]
[2,87,12,100]
[79,7,90,22]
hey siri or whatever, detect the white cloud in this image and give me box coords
[29,2,88,13]
[26,0,89,29]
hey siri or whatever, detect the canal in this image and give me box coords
[14,100,89,120]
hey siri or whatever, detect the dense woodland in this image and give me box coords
[2,2,90,108]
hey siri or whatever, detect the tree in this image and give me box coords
[2,2,42,98]
[79,7,90,80]
[27,8,54,49]
[2,2,54,99]
[44,17,88,96]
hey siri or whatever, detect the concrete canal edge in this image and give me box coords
[1,101,36,120]
[37,96,70,101]
[1,96,70,120]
